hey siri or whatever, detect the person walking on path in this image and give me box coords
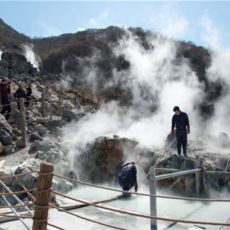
[14,84,26,110]
[118,161,138,196]
[25,83,32,108]
[171,106,190,157]
[0,78,11,120]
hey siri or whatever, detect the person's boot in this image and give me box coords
[183,144,187,157]
[177,146,181,156]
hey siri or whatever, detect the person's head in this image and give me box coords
[130,161,135,165]
[173,106,180,115]
[46,85,49,90]
[2,77,7,84]
[19,84,24,90]
[28,83,32,87]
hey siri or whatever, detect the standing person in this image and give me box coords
[25,84,32,108]
[44,85,51,100]
[118,161,138,196]
[0,78,11,120]
[14,84,26,110]
[171,106,190,157]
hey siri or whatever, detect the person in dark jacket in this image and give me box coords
[118,161,138,195]
[25,84,32,108]
[171,106,190,157]
[14,84,26,110]
[0,78,11,120]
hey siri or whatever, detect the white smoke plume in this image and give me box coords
[22,44,41,70]
[0,49,2,60]
[62,28,206,159]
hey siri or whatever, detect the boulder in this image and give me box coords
[1,52,11,63]
[2,144,15,154]
[0,142,3,154]
[0,168,14,186]
[58,179,73,193]
[10,109,21,127]
[219,132,230,148]
[14,166,38,189]
[0,60,9,68]
[25,110,34,120]
[0,66,4,75]
[54,127,62,137]
[29,140,50,153]
[36,151,46,160]
[62,110,79,122]
[46,120,59,128]
[36,118,47,125]
[0,114,12,134]
[0,129,12,145]
[34,125,47,136]
[21,159,41,171]
[11,52,26,74]
[30,131,41,141]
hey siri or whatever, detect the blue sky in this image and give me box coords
[1,1,230,50]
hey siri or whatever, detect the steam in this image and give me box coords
[62,29,205,156]
[22,44,41,70]
[206,50,230,137]
[0,49,2,60]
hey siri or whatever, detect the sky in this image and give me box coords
[1,1,230,50]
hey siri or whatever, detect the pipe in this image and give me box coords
[155,168,202,181]
[0,195,31,230]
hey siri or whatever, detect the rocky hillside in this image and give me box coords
[1,18,224,119]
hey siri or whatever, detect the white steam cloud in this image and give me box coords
[62,29,205,157]
[0,49,2,60]
[22,44,41,70]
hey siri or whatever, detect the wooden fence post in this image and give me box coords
[19,98,27,147]
[42,91,45,117]
[50,96,52,120]
[32,162,54,230]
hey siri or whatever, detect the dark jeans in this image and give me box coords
[25,97,30,108]
[17,102,20,110]
[118,175,134,191]
[1,98,11,120]
[176,128,187,156]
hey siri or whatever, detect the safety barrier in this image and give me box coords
[1,164,230,230]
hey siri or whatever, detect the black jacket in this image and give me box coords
[14,89,26,99]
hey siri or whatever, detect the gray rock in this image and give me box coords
[1,52,12,63]
[10,109,21,127]
[36,118,47,125]
[54,127,62,137]
[11,52,26,74]
[46,120,59,127]
[31,131,41,141]
[62,110,80,122]
[58,178,73,193]
[0,129,12,145]
[25,110,34,120]
[0,114,12,134]
[219,132,230,148]
[2,144,15,154]
[0,142,3,154]
[36,151,46,160]
[35,125,47,136]
[21,159,41,171]
[27,125,34,132]
[0,66,4,75]
[0,60,9,68]
[0,168,14,186]
[14,166,38,189]
[29,140,50,153]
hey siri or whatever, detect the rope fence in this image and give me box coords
[1,167,230,228]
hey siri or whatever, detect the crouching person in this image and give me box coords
[118,161,138,196]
